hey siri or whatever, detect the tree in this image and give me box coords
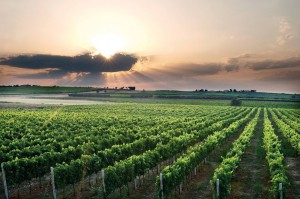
[231,98,242,106]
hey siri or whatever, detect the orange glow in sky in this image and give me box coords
[0,0,300,93]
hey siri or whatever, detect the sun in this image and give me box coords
[91,34,124,58]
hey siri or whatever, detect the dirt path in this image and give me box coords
[229,110,270,199]
[285,157,300,198]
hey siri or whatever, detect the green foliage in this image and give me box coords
[231,98,242,106]
[155,108,257,198]
[0,103,298,198]
[269,109,300,154]
[0,104,239,185]
[211,109,260,198]
[263,108,288,197]
[242,101,300,109]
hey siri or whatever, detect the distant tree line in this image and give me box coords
[195,89,208,92]
[0,84,40,87]
[194,89,257,93]
[223,89,256,93]
[0,85,93,88]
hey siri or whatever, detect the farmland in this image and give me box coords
[0,102,300,198]
[2,0,300,198]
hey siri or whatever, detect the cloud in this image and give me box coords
[224,65,239,72]
[222,54,300,71]
[277,34,293,45]
[170,63,223,76]
[276,18,294,45]
[2,51,300,88]
[0,53,138,85]
[158,56,300,77]
[171,54,252,73]
[136,54,300,82]
[247,57,300,70]
[279,18,290,33]
[221,54,254,72]
[227,54,252,64]
[261,70,300,82]
[0,52,139,86]
[0,53,138,77]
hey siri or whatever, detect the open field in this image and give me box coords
[0,102,299,199]
[1,86,299,109]
[1,94,300,109]
[0,86,95,95]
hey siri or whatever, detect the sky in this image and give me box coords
[0,0,300,93]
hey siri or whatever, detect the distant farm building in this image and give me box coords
[128,86,136,91]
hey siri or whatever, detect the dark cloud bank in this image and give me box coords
[0,53,138,78]
[161,56,300,77]
[247,57,300,70]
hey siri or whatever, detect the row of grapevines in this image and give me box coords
[2,107,240,186]
[274,109,300,132]
[155,108,257,198]
[0,113,165,158]
[54,108,253,194]
[284,109,300,119]
[0,106,231,161]
[0,115,203,163]
[269,109,300,154]
[263,108,288,197]
[93,107,246,171]
[211,108,260,198]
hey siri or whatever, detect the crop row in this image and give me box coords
[263,108,288,197]
[1,106,242,186]
[269,109,300,154]
[155,108,256,198]
[53,108,252,193]
[0,106,231,160]
[274,109,300,133]
[211,108,260,198]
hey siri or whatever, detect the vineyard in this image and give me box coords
[0,103,299,199]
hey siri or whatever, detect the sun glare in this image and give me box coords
[92,35,124,58]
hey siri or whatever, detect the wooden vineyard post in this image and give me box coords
[134,176,138,190]
[179,183,183,194]
[50,167,56,199]
[279,183,283,199]
[160,173,164,199]
[216,178,219,198]
[1,163,8,199]
[93,173,97,185]
[101,170,106,193]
